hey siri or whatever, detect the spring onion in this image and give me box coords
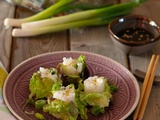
[35,113,45,120]
[4,0,75,27]
[12,9,132,37]
[5,0,148,37]
[35,100,47,110]
[48,3,113,16]
[21,1,140,29]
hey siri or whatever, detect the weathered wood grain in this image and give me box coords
[129,1,160,120]
[10,7,69,71]
[70,26,128,68]
[8,0,120,71]
[0,1,15,71]
[129,1,160,73]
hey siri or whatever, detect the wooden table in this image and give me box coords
[1,0,160,120]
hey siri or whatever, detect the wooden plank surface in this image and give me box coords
[9,7,69,71]
[0,1,15,71]
[70,1,160,120]
[129,1,160,73]
[7,0,120,71]
[129,1,160,120]
[70,26,128,68]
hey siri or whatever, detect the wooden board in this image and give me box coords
[0,1,15,71]
[9,7,69,71]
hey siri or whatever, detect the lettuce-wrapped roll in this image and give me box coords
[57,55,86,87]
[43,84,79,120]
[80,76,114,115]
[28,67,62,100]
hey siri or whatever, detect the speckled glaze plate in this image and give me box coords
[3,51,140,120]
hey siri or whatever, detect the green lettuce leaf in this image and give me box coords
[75,81,88,119]
[75,95,88,119]
[77,55,86,78]
[29,73,59,99]
[91,105,105,116]
[79,81,113,116]
[80,92,112,108]
[43,99,78,120]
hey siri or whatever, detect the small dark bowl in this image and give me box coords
[108,15,160,55]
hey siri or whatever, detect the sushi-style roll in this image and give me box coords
[57,55,86,87]
[80,76,113,115]
[28,67,62,99]
[43,84,79,120]
[57,55,86,77]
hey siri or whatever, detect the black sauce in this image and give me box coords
[117,27,154,42]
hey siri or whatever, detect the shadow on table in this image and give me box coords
[125,112,134,120]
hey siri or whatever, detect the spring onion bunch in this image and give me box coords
[4,0,75,27]
[12,10,132,37]
[4,0,147,37]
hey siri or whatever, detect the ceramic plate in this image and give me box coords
[3,51,140,120]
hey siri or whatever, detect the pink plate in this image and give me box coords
[3,51,140,120]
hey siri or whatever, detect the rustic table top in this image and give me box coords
[1,0,160,120]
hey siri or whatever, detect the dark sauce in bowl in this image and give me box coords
[117,27,154,42]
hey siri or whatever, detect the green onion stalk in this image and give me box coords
[53,2,114,14]
[12,9,132,37]
[7,0,148,37]
[21,1,140,29]
[4,0,75,27]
